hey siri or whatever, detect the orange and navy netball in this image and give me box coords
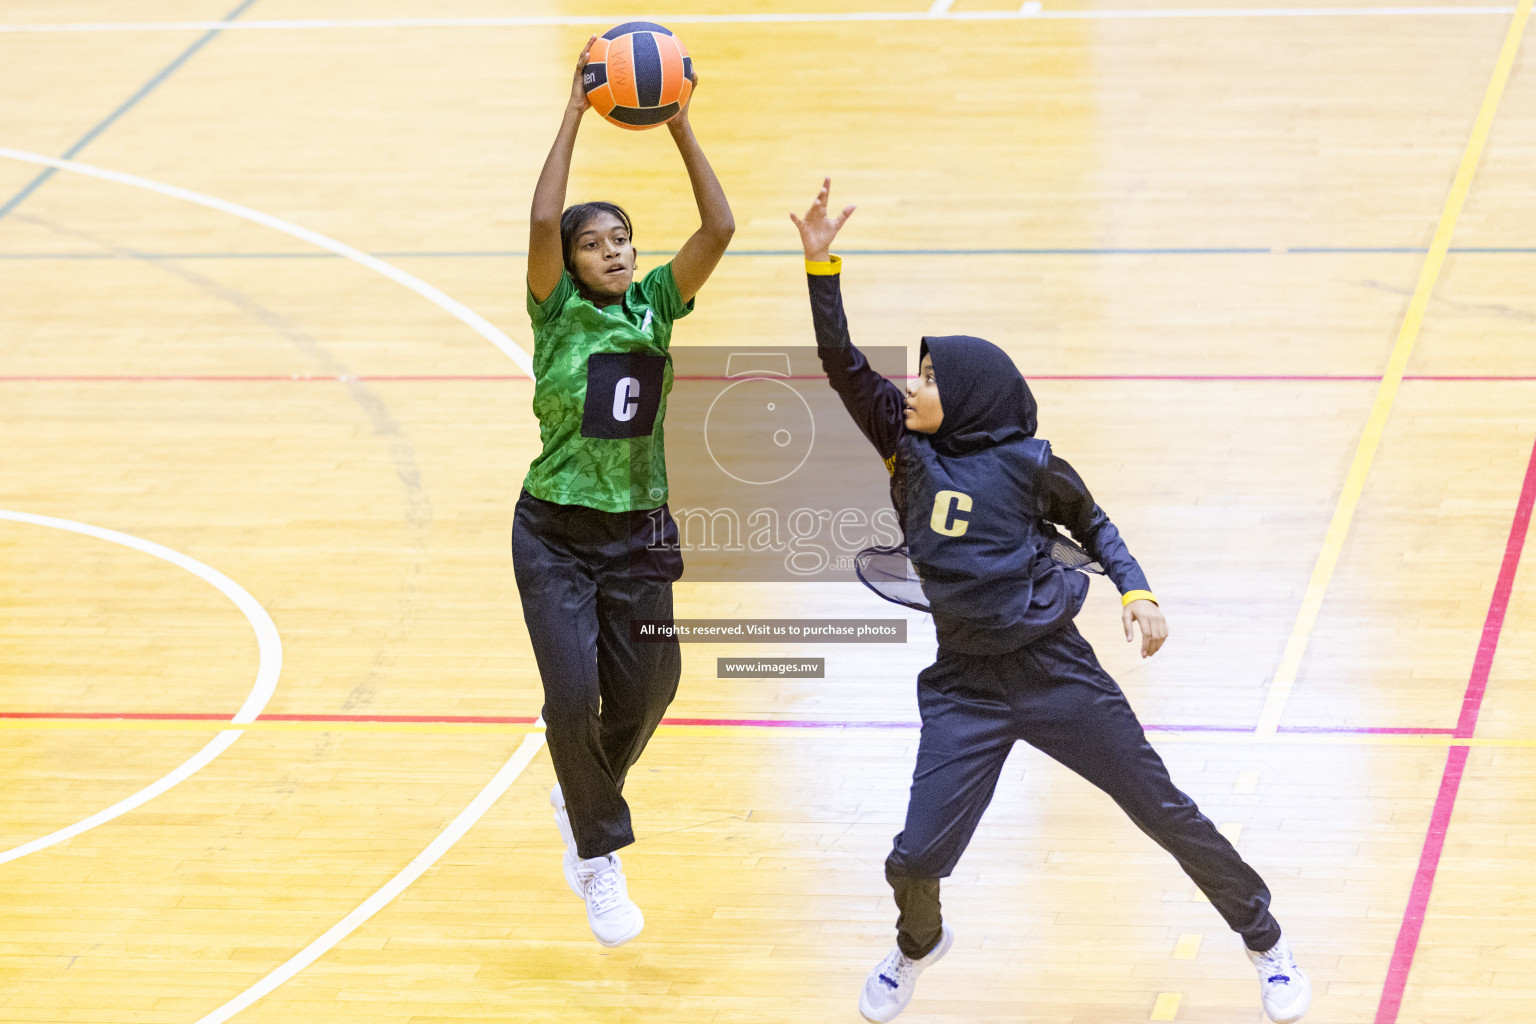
[583,22,694,131]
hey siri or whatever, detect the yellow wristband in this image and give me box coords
[1122,590,1158,607]
[805,254,842,276]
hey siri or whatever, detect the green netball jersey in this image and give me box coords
[523,263,692,512]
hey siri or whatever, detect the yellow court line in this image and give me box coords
[1255,0,1534,735]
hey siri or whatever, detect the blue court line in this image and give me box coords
[0,0,258,224]
[0,245,1532,260]
[1288,246,1428,253]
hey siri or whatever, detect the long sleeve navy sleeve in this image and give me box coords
[1041,454,1153,598]
[807,259,905,467]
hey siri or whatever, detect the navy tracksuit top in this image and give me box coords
[807,266,1153,654]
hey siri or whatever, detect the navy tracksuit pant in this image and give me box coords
[512,491,684,860]
[886,621,1281,958]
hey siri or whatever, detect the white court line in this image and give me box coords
[0,149,534,377]
[0,6,1514,31]
[0,510,281,865]
[191,728,547,1024]
[0,148,548,1018]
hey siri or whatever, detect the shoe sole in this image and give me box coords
[592,905,644,948]
[858,926,954,1023]
[858,996,890,1022]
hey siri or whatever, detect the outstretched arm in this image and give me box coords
[667,80,735,304]
[793,179,906,463]
[1042,454,1168,658]
[528,36,596,304]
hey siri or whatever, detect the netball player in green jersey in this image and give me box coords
[514,37,733,947]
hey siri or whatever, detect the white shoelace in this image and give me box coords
[582,860,625,915]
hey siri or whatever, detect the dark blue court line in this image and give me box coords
[0,0,259,224]
[1,245,1532,260]
[1289,246,1428,253]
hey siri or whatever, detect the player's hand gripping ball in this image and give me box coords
[583,22,694,130]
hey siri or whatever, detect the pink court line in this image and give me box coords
[678,374,1392,382]
[1375,428,1536,1024]
[1027,374,1536,382]
[1277,725,1457,735]
[0,711,901,727]
[3,373,1536,384]
[0,711,1449,734]
[0,711,544,724]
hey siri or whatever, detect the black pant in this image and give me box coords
[885,622,1282,958]
[512,491,684,860]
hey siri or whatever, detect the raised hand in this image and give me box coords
[790,177,856,262]
[668,69,700,127]
[568,35,597,113]
[531,34,599,303]
[664,66,734,304]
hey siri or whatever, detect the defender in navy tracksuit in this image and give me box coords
[790,183,1309,1024]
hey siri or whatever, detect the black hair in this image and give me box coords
[559,201,634,277]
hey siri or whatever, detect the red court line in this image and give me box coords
[0,711,915,728]
[0,374,533,382]
[3,374,1536,384]
[265,713,542,724]
[674,374,1390,383]
[660,716,913,728]
[1375,429,1536,1024]
[0,711,543,724]
[0,711,232,721]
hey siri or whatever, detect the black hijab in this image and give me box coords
[918,335,1037,455]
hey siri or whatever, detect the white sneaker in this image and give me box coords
[549,784,581,898]
[577,853,644,947]
[859,924,954,1022]
[1247,936,1311,1023]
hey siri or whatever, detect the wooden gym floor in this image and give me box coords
[1,1,1533,1021]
